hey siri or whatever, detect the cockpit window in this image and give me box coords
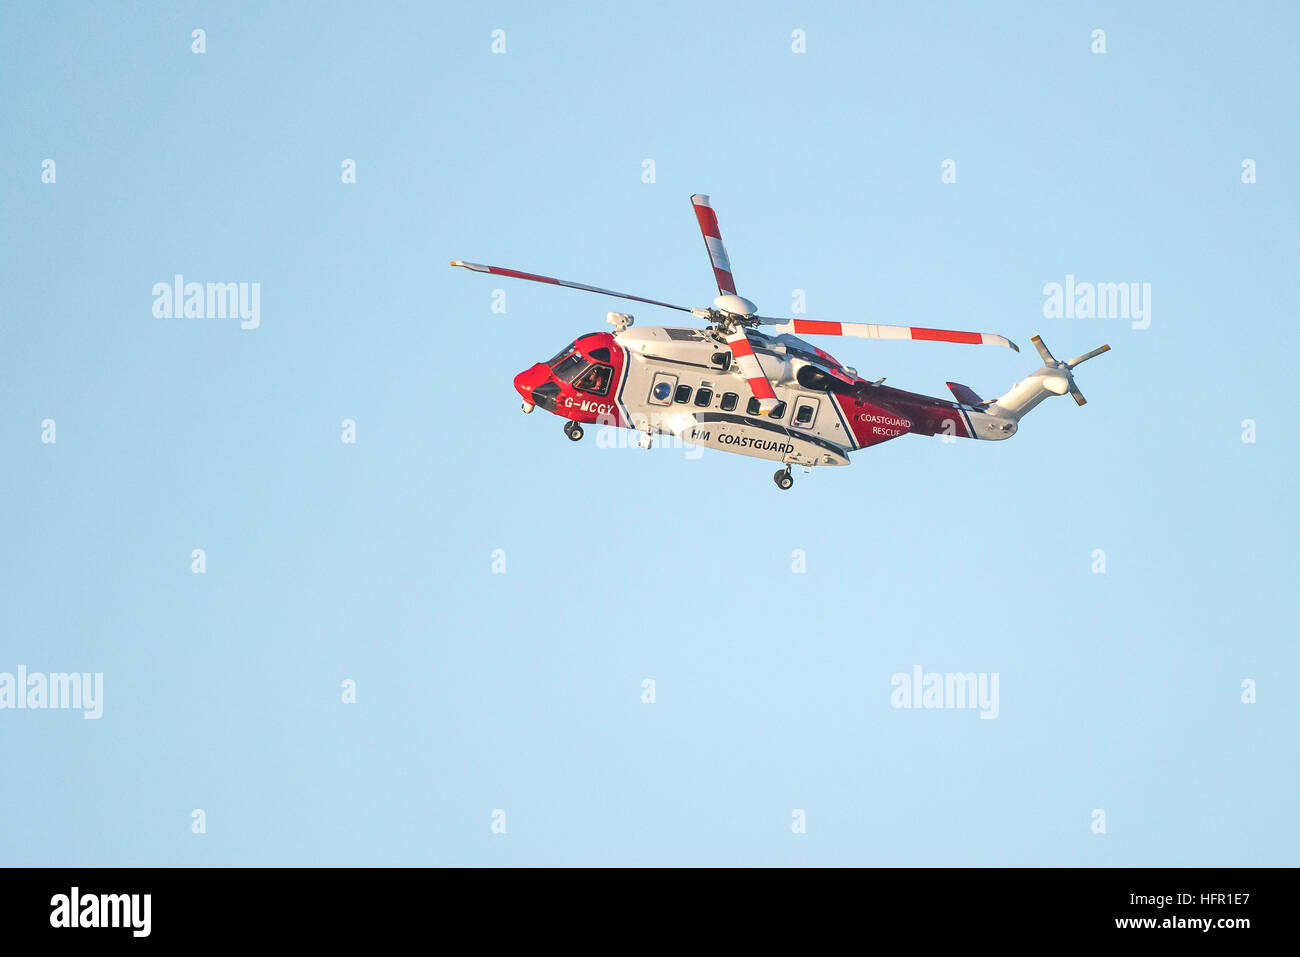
[574,363,613,396]
[548,342,578,366]
[553,353,589,381]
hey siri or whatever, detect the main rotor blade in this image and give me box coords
[723,329,779,413]
[450,261,692,313]
[759,318,1018,352]
[689,195,738,297]
[1069,382,1088,406]
[1030,335,1056,364]
[1066,344,1111,368]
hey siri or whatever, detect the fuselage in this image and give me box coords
[513,325,1017,466]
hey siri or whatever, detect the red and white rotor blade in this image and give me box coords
[763,319,1018,352]
[449,261,691,313]
[724,329,779,413]
[689,194,738,296]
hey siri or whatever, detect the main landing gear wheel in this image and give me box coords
[564,421,584,442]
[773,468,794,490]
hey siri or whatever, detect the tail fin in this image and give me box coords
[945,382,984,406]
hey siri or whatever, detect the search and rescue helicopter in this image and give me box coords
[452,194,1109,489]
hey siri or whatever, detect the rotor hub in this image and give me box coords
[712,294,757,318]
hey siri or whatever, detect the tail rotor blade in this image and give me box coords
[1066,344,1111,369]
[1030,335,1056,364]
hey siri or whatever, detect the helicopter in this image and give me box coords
[452,194,1109,490]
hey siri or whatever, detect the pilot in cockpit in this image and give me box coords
[575,364,611,394]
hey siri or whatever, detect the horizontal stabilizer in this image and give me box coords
[946,382,984,406]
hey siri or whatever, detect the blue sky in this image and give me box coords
[1,1,1296,865]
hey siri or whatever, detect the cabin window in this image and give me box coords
[648,373,677,406]
[795,403,815,425]
[694,387,713,407]
[720,392,738,412]
[745,397,787,418]
[674,384,692,404]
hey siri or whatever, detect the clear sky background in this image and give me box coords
[2,1,1296,866]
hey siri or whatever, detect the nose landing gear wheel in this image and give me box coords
[564,421,584,442]
[773,468,794,490]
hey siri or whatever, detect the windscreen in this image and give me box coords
[553,353,589,382]
[547,342,577,366]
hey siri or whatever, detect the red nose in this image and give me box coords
[514,363,550,399]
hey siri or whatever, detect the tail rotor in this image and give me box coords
[1030,335,1109,407]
